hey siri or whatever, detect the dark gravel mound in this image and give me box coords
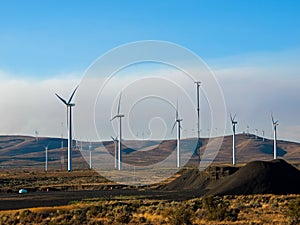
[208,159,300,195]
[162,166,238,192]
[164,168,209,191]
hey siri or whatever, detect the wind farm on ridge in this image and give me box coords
[0,79,299,225]
[45,79,287,174]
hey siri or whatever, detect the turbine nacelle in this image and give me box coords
[194,81,201,86]
[271,114,279,127]
[111,114,124,120]
[230,113,237,125]
[55,86,78,107]
[111,136,118,142]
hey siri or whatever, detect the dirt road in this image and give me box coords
[0,189,202,210]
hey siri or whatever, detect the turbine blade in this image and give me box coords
[271,113,275,124]
[111,115,118,121]
[111,136,115,141]
[117,93,122,115]
[171,122,176,134]
[176,99,179,120]
[55,94,67,105]
[68,86,79,104]
[233,113,236,121]
[230,113,233,123]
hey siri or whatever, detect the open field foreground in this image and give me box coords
[0,136,300,224]
[0,194,299,225]
[0,159,299,224]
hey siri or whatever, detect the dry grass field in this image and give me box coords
[0,194,299,225]
[0,135,300,224]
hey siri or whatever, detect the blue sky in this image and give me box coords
[0,0,300,142]
[0,0,299,77]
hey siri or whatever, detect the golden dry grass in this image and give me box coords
[0,194,298,225]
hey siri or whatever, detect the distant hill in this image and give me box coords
[0,133,299,169]
[202,133,300,163]
[0,136,86,169]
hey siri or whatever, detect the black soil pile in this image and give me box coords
[162,166,238,192]
[208,159,300,195]
[163,168,209,191]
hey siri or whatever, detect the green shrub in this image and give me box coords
[201,196,239,222]
[19,209,36,224]
[288,197,300,225]
[168,204,194,225]
[115,211,132,224]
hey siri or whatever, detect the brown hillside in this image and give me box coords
[0,134,299,169]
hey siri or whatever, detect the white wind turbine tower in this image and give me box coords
[89,142,92,169]
[194,81,201,160]
[172,101,183,168]
[35,130,39,142]
[271,114,279,159]
[230,114,237,166]
[43,141,52,172]
[111,94,124,171]
[44,144,49,172]
[255,129,258,139]
[55,86,78,172]
[111,136,118,169]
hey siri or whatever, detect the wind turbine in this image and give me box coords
[89,142,92,169]
[255,129,258,139]
[246,125,249,136]
[43,141,53,172]
[60,122,64,171]
[44,144,49,172]
[194,81,201,157]
[271,114,279,159]
[230,113,237,166]
[111,94,124,171]
[111,136,118,169]
[55,86,78,172]
[172,100,183,168]
[35,130,39,142]
[262,130,265,142]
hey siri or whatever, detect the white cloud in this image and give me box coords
[211,49,300,142]
[0,70,80,137]
[0,48,299,144]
